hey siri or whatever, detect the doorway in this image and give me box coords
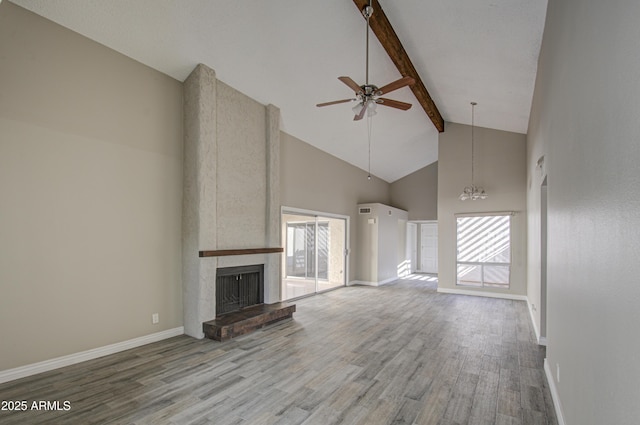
[418,222,438,274]
[540,176,548,341]
[281,208,348,300]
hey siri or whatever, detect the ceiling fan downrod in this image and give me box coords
[363,1,373,86]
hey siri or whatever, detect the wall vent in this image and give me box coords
[359,207,372,214]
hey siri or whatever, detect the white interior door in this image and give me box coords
[420,222,438,274]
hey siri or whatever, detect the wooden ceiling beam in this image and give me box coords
[353,0,445,132]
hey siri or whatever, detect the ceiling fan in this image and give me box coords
[316,1,415,121]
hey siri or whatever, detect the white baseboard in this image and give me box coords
[0,327,184,384]
[378,277,396,286]
[348,280,373,286]
[544,358,566,425]
[349,277,396,287]
[437,287,528,301]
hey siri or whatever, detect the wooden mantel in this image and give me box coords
[199,248,284,258]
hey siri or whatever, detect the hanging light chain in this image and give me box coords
[471,101,476,184]
[459,101,487,200]
[365,0,374,180]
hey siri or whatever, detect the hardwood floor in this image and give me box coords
[0,276,557,425]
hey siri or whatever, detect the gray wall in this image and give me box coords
[438,122,527,297]
[280,132,391,284]
[390,162,438,220]
[527,0,640,423]
[0,3,184,370]
[0,1,440,375]
[355,203,409,285]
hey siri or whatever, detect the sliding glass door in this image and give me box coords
[282,210,347,300]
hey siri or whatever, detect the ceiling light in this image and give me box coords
[459,102,488,201]
[367,100,377,117]
[315,0,414,120]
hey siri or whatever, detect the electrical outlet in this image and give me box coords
[556,363,560,383]
[152,313,159,324]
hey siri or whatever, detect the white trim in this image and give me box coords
[349,277,396,287]
[454,211,517,217]
[527,299,542,342]
[0,327,184,384]
[526,297,548,346]
[437,287,528,301]
[281,206,350,221]
[544,358,567,425]
[281,206,350,299]
[350,280,379,287]
[378,277,397,286]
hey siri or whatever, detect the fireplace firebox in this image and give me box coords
[216,264,264,316]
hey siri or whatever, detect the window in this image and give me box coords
[456,214,511,288]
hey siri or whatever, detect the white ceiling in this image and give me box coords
[11,0,548,182]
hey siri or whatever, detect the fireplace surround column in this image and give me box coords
[183,64,218,338]
[264,104,280,305]
[182,64,282,338]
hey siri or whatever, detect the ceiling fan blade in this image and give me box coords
[338,76,363,94]
[353,102,368,121]
[377,98,413,111]
[316,99,355,107]
[376,76,415,95]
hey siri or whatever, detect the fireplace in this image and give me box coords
[204,260,295,341]
[216,264,264,316]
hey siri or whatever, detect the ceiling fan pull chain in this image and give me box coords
[367,114,373,180]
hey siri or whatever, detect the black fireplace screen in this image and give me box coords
[216,264,264,316]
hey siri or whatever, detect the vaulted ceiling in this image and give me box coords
[11,0,548,182]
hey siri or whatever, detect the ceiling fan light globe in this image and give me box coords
[367,100,377,117]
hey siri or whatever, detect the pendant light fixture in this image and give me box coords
[459,102,488,201]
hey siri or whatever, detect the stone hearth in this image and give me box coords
[203,303,296,341]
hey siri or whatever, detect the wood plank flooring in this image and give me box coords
[0,276,557,425]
